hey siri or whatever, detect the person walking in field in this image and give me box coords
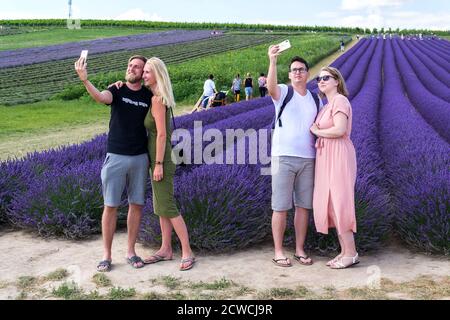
[231,73,242,102]
[75,55,150,272]
[310,67,359,269]
[244,72,253,100]
[267,45,322,268]
[258,73,268,97]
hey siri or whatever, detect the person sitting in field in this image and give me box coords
[201,74,217,109]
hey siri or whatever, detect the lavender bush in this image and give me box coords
[404,40,450,87]
[7,160,104,238]
[392,39,450,142]
[397,39,450,102]
[139,164,272,252]
[380,40,449,255]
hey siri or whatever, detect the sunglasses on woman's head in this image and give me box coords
[316,75,335,82]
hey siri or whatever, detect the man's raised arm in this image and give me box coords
[267,45,281,101]
[75,57,113,105]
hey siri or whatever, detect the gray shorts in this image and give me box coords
[271,156,315,211]
[100,153,149,207]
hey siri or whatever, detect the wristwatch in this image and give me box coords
[155,161,163,165]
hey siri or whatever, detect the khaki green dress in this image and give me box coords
[144,106,179,218]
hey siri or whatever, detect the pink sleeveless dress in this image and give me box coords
[313,94,357,235]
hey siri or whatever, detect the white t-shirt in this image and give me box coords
[203,79,216,97]
[271,84,323,158]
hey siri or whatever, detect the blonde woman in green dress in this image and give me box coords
[142,57,195,271]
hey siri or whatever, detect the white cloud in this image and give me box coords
[115,9,165,21]
[341,0,410,11]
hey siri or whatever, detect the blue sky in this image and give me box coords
[2,0,449,30]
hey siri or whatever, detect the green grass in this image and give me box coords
[0,27,160,51]
[0,99,109,139]
[107,287,136,300]
[16,276,37,289]
[92,273,112,288]
[44,268,69,281]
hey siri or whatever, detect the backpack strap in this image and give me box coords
[272,85,294,129]
[169,106,176,130]
[310,91,321,119]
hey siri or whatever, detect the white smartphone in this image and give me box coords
[80,50,88,60]
[277,40,291,53]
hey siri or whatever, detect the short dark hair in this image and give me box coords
[209,74,214,79]
[260,73,265,76]
[128,55,147,64]
[289,56,309,71]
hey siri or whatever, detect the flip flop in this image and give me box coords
[143,254,173,264]
[293,254,313,265]
[272,258,292,267]
[127,255,144,269]
[97,260,112,272]
[180,257,196,271]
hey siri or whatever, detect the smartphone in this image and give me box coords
[277,40,291,53]
[80,50,88,60]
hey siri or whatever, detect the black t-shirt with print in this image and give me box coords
[106,85,152,155]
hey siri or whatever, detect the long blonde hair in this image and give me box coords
[145,57,176,108]
[319,66,349,98]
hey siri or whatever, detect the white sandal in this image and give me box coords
[326,254,343,266]
[330,253,360,269]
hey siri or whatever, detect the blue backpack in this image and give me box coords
[271,85,320,130]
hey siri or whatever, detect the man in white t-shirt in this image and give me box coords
[201,74,217,109]
[267,46,323,267]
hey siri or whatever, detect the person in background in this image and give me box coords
[310,67,359,269]
[231,73,242,102]
[244,72,253,101]
[258,73,268,97]
[201,74,217,109]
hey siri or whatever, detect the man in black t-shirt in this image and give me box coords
[75,55,151,272]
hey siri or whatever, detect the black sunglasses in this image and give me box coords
[316,75,336,82]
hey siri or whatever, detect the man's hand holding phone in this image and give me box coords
[268,40,291,61]
[75,50,89,82]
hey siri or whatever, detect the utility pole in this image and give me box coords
[68,0,72,19]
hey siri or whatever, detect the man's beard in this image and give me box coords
[125,72,141,84]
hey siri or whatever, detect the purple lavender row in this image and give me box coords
[140,163,272,251]
[392,39,450,143]
[409,40,450,73]
[346,38,392,247]
[403,40,450,87]
[345,40,378,100]
[380,39,449,254]
[425,40,450,61]
[397,39,450,102]
[307,39,371,93]
[0,30,217,69]
[174,97,272,131]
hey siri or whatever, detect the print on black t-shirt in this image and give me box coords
[106,85,152,155]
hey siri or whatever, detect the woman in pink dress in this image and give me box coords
[310,67,359,269]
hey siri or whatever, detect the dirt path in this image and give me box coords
[0,230,448,299]
[308,38,359,79]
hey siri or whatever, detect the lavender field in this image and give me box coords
[1,37,449,255]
